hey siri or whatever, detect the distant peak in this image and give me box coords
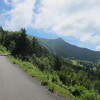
[56,38,64,41]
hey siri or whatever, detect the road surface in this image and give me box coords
[0,56,64,100]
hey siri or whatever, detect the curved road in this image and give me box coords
[0,56,64,100]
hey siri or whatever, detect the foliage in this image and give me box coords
[0,45,8,54]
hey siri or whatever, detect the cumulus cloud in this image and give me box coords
[96,46,100,51]
[2,0,36,30]
[1,0,100,44]
[34,0,100,43]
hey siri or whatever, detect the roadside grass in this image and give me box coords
[8,55,76,100]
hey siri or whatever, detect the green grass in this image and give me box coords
[8,55,76,100]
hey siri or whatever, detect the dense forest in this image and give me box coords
[0,27,100,100]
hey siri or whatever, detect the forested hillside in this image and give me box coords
[0,27,100,100]
[36,37,100,62]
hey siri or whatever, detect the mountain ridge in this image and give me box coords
[28,35,100,62]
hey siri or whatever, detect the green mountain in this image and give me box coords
[36,37,100,62]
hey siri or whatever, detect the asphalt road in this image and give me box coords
[0,56,64,100]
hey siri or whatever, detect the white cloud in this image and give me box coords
[34,0,100,43]
[96,46,100,51]
[1,0,100,45]
[2,0,36,30]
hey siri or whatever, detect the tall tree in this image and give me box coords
[54,55,62,70]
[12,28,30,58]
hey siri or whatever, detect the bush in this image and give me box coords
[49,85,55,92]
[41,80,48,86]
[0,45,8,54]
[80,92,98,100]
[68,85,86,97]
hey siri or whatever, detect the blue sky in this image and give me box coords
[0,0,100,51]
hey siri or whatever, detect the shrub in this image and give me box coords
[41,80,48,86]
[80,92,98,100]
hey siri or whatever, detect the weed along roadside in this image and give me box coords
[8,55,76,100]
